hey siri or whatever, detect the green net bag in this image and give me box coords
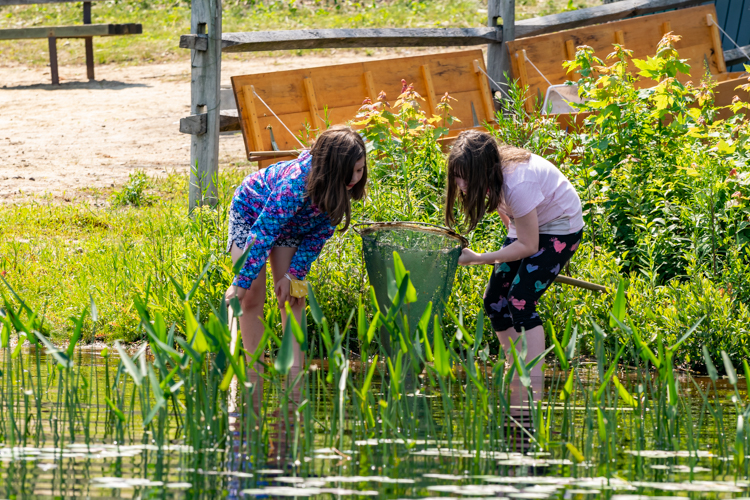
[355,222,467,350]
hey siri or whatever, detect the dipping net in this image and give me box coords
[355,222,467,346]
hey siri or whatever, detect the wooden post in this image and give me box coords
[48,35,59,85]
[83,1,94,80]
[188,0,222,211]
[487,0,514,96]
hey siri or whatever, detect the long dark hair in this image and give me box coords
[307,126,367,231]
[445,130,530,232]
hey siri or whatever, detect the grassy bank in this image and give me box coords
[0,0,598,67]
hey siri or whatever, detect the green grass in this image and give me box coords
[0,0,599,67]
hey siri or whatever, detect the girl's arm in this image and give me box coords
[497,210,511,229]
[458,209,539,266]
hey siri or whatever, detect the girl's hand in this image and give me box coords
[275,277,304,309]
[458,248,487,266]
[225,285,246,304]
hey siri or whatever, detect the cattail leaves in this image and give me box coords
[722,350,738,386]
[392,252,417,304]
[703,345,719,382]
[612,375,638,408]
[418,302,433,362]
[274,312,296,376]
[609,278,627,328]
[34,331,72,369]
[115,340,142,386]
[432,316,451,378]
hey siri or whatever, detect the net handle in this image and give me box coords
[352,221,469,248]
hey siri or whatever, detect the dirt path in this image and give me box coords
[1,49,445,202]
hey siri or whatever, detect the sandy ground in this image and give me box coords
[1,49,449,202]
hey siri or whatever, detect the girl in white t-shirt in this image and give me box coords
[445,130,583,381]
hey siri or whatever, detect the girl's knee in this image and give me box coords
[241,286,265,311]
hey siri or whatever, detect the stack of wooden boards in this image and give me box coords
[505,4,749,118]
[230,49,495,167]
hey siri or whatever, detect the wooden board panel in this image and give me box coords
[231,49,496,160]
[0,23,141,39]
[713,74,750,120]
[505,5,723,107]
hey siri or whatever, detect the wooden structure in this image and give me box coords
[506,4,749,115]
[179,0,750,210]
[0,0,142,85]
[229,50,495,167]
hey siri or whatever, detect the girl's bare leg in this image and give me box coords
[268,246,305,375]
[496,325,545,411]
[228,243,267,409]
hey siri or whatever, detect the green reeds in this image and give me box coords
[2,258,750,496]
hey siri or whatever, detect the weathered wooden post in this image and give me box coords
[185,0,222,211]
[487,0,514,94]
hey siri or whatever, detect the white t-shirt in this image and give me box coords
[498,153,584,238]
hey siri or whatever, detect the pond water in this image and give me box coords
[2,345,750,500]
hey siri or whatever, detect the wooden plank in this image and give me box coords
[661,21,671,35]
[232,49,485,117]
[188,0,221,210]
[514,50,533,113]
[614,29,624,46]
[230,49,489,156]
[420,64,438,117]
[506,5,722,106]
[363,70,377,101]
[473,59,495,122]
[707,14,727,74]
[242,85,264,151]
[0,23,141,40]
[724,44,750,66]
[180,114,207,135]
[513,0,704,39]
[180,33,208,51]
[219,110,241,132]
[303,77,323,131]
[206,28,499,52]
[713,73,750,120]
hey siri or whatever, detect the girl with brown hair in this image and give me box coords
[225,126,367,371]
[445,129,583,389]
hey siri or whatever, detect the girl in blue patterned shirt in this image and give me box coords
[226,127,367,370]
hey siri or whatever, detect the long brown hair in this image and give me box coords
[307,126,367,231]
[445,130,530,232]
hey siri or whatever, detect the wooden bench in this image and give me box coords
[225,49,497,167]
[0,0,142,84]
[505,4,749,117]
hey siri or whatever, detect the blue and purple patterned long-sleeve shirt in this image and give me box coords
[231,151,335,289]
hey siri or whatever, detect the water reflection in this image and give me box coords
[2,346,750,499]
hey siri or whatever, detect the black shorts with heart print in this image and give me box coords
[483,229,583,333]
